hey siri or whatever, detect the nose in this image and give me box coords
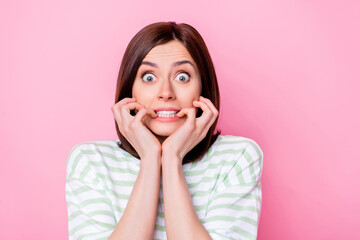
[158,79,175,101]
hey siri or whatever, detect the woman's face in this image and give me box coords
[132,40,202,138]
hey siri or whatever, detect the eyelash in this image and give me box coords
[141,71,191,81]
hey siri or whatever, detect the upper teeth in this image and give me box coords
[156,111,178,117]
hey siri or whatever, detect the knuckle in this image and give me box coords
[187,121,195,129]
[123,127,130,135]
[200,132,206,139]
[128,121,136,130]
[111,104,117,112]
[129,120,140,130]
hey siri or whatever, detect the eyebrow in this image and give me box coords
[141,60,195,69]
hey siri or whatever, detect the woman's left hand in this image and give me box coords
[161,96,218,164]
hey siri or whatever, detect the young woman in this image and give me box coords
[66,22,263,240]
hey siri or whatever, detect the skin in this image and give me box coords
[110,40,218,239]
[132,39,202,140]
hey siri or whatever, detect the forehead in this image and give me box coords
[143,40,194,62]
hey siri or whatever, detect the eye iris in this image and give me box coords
[143,73,154,82]
[178,73,189,82]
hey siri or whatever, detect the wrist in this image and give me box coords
[161,152,182,169]
[140,155,162,170]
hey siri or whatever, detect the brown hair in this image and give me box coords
[114,21,220,164]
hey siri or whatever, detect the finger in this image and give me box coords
[133,108,148,123]
[112,98,135,120]
[199,96,219,126]
[112,98,136,110]
[176,107,192,118]
[134,108,157,122]
[118,97,136,105]
[199,96,218,116]
[147,108,158,118]
[124,102,145,113]
[193,100,213,127]
[176,108,196,126]
[120,102,144,126]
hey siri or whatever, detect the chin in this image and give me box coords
[146,121,181,137]
[150,127,177,137]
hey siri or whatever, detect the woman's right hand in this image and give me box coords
[111,98,161,163]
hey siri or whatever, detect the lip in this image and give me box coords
[153,107,181,112]
[152,107,181,122]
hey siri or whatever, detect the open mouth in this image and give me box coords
[155,110,179,118]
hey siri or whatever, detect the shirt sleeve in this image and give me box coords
[65,144,117,240]
[203,141,263,240]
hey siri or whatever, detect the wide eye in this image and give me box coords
[142,72,156,83]
[175,72,190,82]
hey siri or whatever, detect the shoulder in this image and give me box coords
[211,135,263,159]
[210,135,263,183]
[66,140,120,163]
[67,139,121,154]
[66,139,130,178]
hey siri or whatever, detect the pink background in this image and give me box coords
[1,0,359,239]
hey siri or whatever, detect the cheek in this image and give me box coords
[132,84,151,106]
[186,86,201,101]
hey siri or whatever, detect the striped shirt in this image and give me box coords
[66,135,263,240]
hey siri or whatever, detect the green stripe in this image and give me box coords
[191,189,211,198]
[66,184,106,196]
[157,211,164,218]
[86,160,139,176]
[211,148,246,157]
[206,229,229,239]
[193,203,208,211]
[79,164,92,180]
[215,146,248,189]
[246,141,263,160]
[213,192,261,204]
[206,215,258,227]
[155,223,166,232]
[67,181,133,202]
[78,231,110,240]
[184,160,237,177]
[242,150,256,182]
[230,225,257,239]
[69,218,115,235]
[68,152,85,179]
[94,141,140,161]
[207,203,259,213]
[113,205,125,214]
[215,138,253,146]
[67,197,112,209]
[66,176,100,187]
[69,209,114,221]
[186,174,225,188]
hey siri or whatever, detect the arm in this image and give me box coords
[161,96,218,239]
[67,98,162,239]
[108,158,161,240]
[66,149,161,240]
[109,97,162,239]
[161,140,263,240]
[161,154,212,240]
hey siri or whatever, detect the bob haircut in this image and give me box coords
[114,21,221,164]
